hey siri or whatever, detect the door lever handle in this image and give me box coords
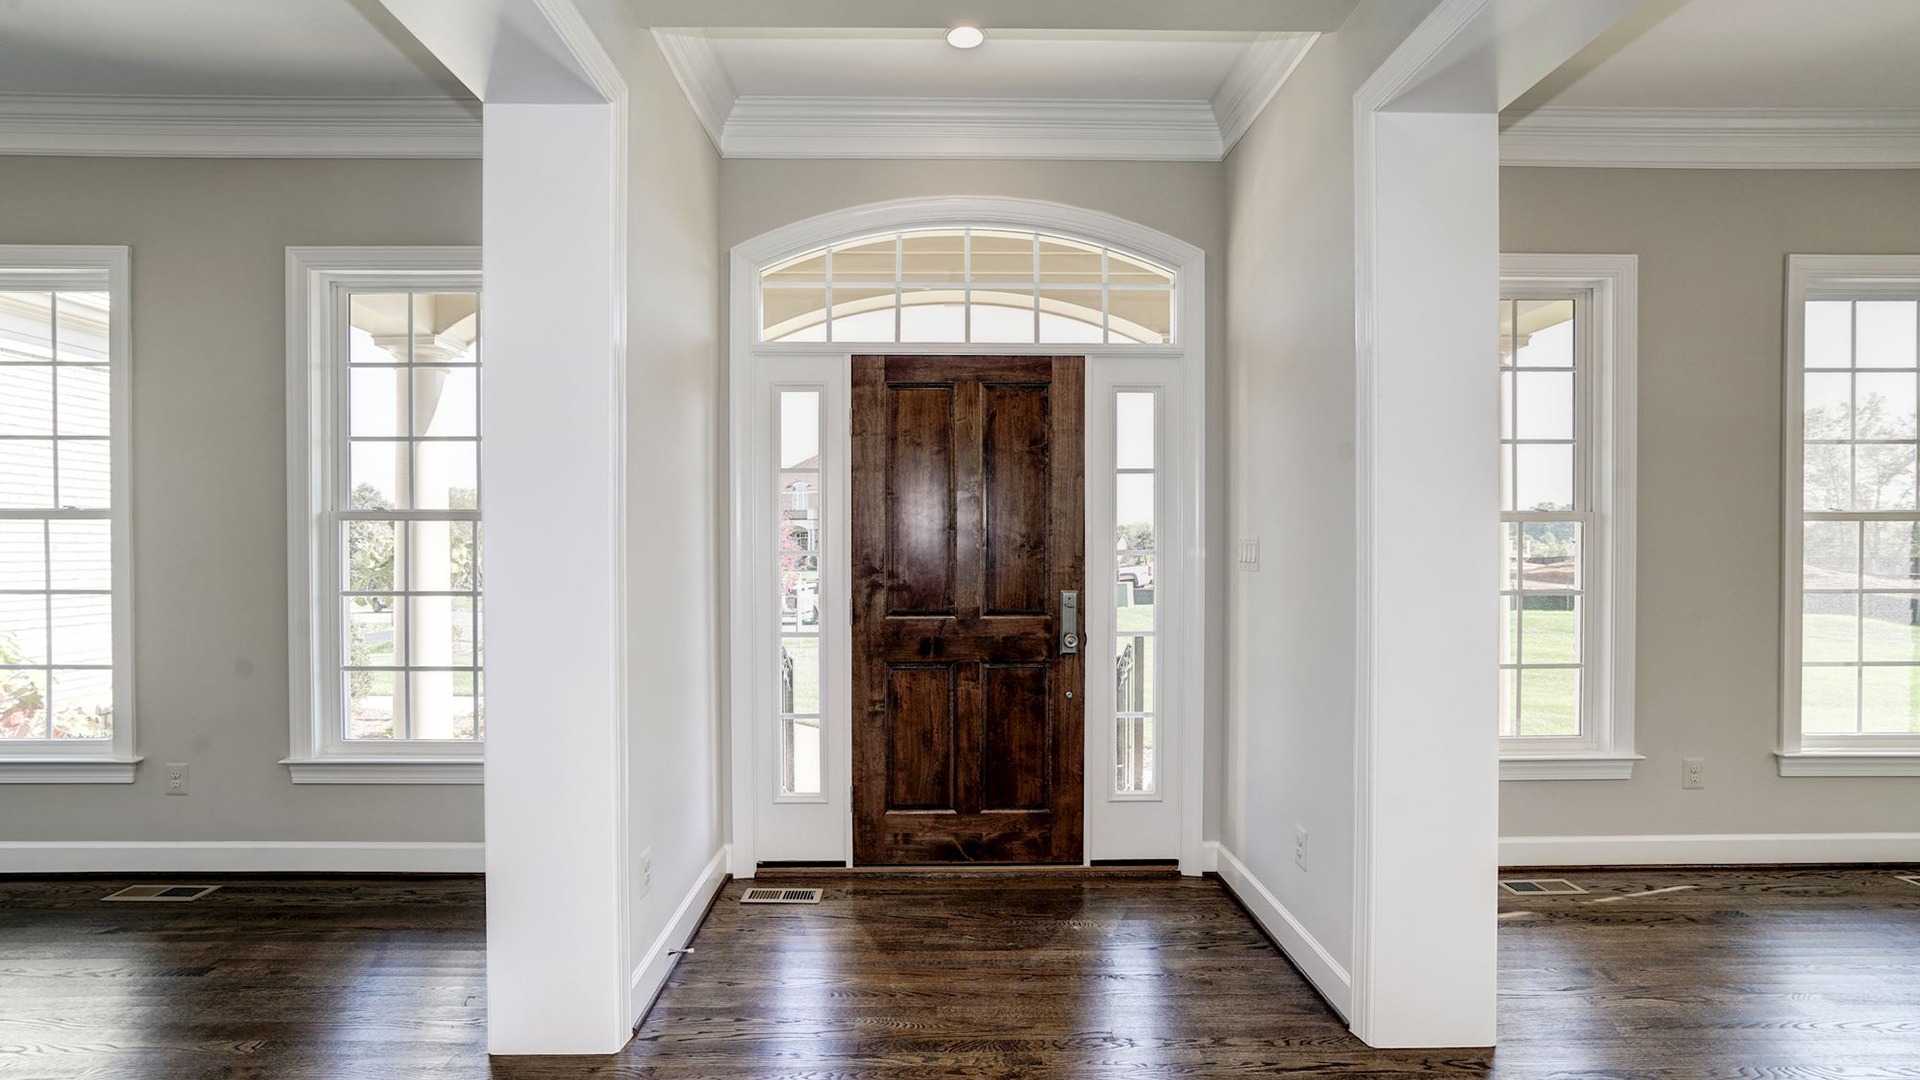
[1060,590,1080,654]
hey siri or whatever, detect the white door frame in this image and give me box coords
[726,196,1208,876]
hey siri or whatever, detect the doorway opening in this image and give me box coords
[728,197,1208,873]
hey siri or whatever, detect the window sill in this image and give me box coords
[282,758,482,785]
[1500,753,1641,781]
[1776,751,1920,777]
[0,756,141,784]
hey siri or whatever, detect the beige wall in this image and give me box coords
[0,157,483,843]
[1222,0,1438,976]
[1500,167,1920,839]
[722,157,1231,838]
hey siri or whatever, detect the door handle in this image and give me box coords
[1060,590,1080,654]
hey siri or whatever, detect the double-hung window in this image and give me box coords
[285,248,482,784]
[1498,255,1638,780]
[1781,255,1920,776]
[0,247,134,782]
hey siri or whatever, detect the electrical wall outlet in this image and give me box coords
[1293,825,1308,871]
[1682,757,1705,790]
[1237,538,1261,570]
[164,763,189,796]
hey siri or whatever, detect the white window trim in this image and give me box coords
[1499,254,1640,781]
[283,246,482,785]
[1779,254,1920,778]
[0,245,137,784]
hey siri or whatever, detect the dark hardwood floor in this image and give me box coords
[1,868,1916,1078]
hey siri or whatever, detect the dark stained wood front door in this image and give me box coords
[852,355,1085,865]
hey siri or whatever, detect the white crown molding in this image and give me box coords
[722,96,1225,160]
[1501,107,1920,169]
[0,94,481,159]
[650,31,1316,160]
[652,29,736,150]
[1211,32,1318,153]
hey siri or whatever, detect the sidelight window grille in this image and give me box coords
[778,388,823,795]
[759,229,1176,346]
[1113,390,1159,795]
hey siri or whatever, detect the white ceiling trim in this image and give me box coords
[652,30,733,150]
[1501,107,1920,169]
[652,28,1316,161]
[1211,33,1317,152]
[0,94,480,158]
[722,96,1223,160]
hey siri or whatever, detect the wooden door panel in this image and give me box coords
[853,355,1084,865]
[885,386,957,615]
[982,383,1051,616]
[886,664,957,811]
[979,663,1049,811]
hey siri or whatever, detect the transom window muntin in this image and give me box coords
[1499,295,1590,741]
[759,228,1177,346]
[0,283,119,748]
[1795,292,1920,741]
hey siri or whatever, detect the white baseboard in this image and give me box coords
[0,840,484,874]
[629,845,730,1027]
[1501,832,1920,867]
[1208,841,1352,1020]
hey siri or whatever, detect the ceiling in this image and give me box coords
[0,0,468,99]
[655,28,1318,160]
[1511,0,1920,112]
[1501,0,1920,169]
[704,30,1257,102]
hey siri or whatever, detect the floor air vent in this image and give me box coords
[103,885,220,902]
[742,887,823,904]
[1499,879,1587,896]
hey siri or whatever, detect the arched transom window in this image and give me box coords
[759,228,1176,346]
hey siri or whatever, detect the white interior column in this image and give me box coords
[1354,107,1502,1048]
[480,100,629,1055]
[376,0,633,1055]
[1349,0,1638,1049]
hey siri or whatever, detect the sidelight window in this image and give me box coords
[777,388,823,796]
[1113,390,1159,795]
[759,229,1176,346]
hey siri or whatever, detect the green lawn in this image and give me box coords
[1504,607,1577,737]
[1802,612,1920,733]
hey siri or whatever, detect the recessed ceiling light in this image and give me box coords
[946,26,985,49]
